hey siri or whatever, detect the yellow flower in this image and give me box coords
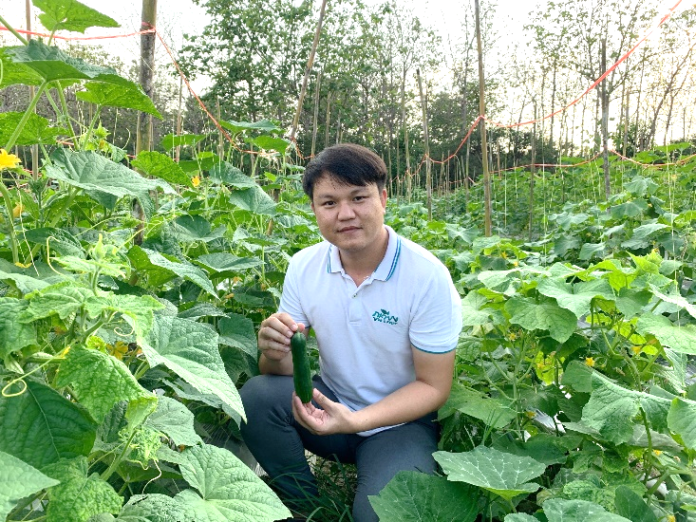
[653,449,662,456]
[525,411,536,419]
[668,515,676,522]
[585,357,595,367]
[192,175,201,187]
[0,149,21,169]
[14,261,31,268]
[12,203,23,218]
[631,345,642,355]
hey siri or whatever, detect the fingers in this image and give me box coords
[258,313,305,358]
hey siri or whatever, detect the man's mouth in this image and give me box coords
[338,226,360,233]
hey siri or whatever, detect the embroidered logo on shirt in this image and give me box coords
[372,309,399,325]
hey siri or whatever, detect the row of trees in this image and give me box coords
[2,0,695,196]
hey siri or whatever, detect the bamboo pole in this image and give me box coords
[475,0,491,236]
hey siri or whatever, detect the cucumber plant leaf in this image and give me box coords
[542,498,631,522]
[209,162,257,187]
[369,471,479,522]
[0,298,36,358]
[77,81,162,118]
[636,313,696,355]
[5,40,131,85]
[0,450,59,521]
[434,446,546,501]
[23,227,85,258]
[170,215,225,243]
[43,456,122,522]
[218,314,258,358]
[128,247,217,298]
[176,444,292,521]
[537,278,614,319]
[505,297,577,343]
[55,346,157,423]
[161,133,207,150]
[229,186,277,216]
[0,380,96,469]
[47,149,175,201]
[195,252,264,278]
[667,398,696,449]
[33,0,119,33]
[131,151,192,187]
[0,112,66,146]
[141,316,245,422]
[614,485,658,522]
[144,396,202,447]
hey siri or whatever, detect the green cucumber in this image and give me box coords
[291,332,313,403]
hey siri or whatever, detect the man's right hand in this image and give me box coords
[257,312,305,374]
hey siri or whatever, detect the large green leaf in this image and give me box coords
[249,135,291,154]
[219,119,280,134]
[505,297,577,343]
[0,380,96,469]
[5,40,131,84]
[622,224,670,250]
[0,112,65,146]
[77,82,161,118]
[434,446,546,501]
[0,47,43,87]
[116,494,185,521]
[537,278,614,319]
[581,373,671,445]
[21,283,93,321]
[33,0,119,33]
[667,398,696,449]
[229,186,277,216]
[83,293,164,338]
[23,227,85,258]
[170,215,225,243]
[209,162,257,187]
[128,247,216,298]
[144,396,201,447]
[43,457,122,522]
[636,313,696,355]
[176,444,291,521]
[439,385,516,429]
[160,133,207,150]
[218,314,258,358]
[55,346,157,424]
[131,151,192,187]
[47,149,174,201]
[141,316,245,422]
[0,298,36,358]
[369,471,479,522]
[195,253,263,278]
[460,291,504,327]
[542,498,631,522]
[614,486,658,522]
[0,450,59,521]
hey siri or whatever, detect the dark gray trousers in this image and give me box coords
[239,374,438,522]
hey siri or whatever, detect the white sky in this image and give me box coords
[1,0,535,93]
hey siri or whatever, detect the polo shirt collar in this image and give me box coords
[325,225,402,281]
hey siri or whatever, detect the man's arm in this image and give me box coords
[293,346,454,435]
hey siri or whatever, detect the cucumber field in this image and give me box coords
[2,0,696,521]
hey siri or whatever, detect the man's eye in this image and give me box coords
[354,196,365,202]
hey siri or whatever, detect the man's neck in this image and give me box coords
[339,226,389,279]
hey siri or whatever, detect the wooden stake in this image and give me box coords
[475,0,491,236]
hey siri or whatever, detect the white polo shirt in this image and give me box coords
[279,225,462,436]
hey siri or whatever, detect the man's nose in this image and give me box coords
[337,201,356,219]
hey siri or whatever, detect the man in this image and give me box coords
[240,144,462,521]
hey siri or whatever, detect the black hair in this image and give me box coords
[302,143,387,200]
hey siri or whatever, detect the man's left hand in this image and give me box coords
[292,389,356,435]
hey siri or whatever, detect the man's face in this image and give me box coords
[310,173,387,255]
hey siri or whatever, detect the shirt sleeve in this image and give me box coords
[278,256,310,328]
[408,263,462,353]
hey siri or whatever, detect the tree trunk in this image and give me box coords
[529,103,537,242]
[323,93,331,149]
[289,0,327,143]
[311,72,321,157]
[417,69,432,221]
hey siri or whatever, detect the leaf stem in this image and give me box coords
[5,81,49,151]
[101,428,138,482]
[0,14,28,44]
